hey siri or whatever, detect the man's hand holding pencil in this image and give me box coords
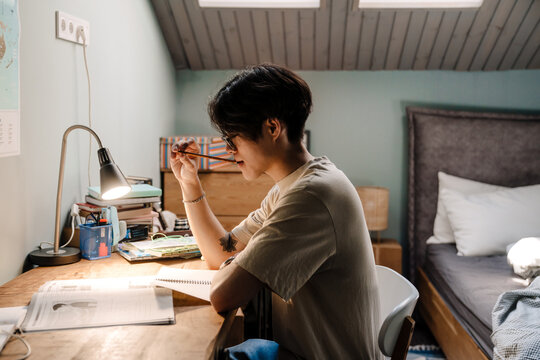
[170,138,237,185]
[170,138,201,186]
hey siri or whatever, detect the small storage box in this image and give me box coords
[79,223,112,260]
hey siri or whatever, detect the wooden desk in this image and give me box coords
[0,254,241,360]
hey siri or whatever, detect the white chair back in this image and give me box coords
[376,265,419,357]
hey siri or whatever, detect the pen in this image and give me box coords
[173,150,237,164]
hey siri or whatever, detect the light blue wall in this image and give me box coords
[0,0,176,284]
[176,69,540,250]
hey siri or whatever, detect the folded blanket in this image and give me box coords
[492,277,540,360]
[507,237,540,279]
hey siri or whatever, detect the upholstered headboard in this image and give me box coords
[407,107,540,283]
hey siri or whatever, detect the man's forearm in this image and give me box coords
[181,182,244,269]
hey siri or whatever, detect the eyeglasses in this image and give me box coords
[221,135,237,151]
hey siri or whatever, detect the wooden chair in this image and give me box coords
[376,265,419,360]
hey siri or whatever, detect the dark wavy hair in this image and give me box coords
[208,64,312,144]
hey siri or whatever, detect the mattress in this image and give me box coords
[424,244,528,358]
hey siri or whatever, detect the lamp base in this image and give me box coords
[29,247,81,266]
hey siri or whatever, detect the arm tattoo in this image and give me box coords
[219,232,238,253]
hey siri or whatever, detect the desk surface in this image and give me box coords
[0,254,236,360]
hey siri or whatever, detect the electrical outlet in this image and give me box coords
[55,11,90,45]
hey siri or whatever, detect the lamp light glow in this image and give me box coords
[29,125,131,266]
[101,186,131,200]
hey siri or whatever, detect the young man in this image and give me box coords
[170,64,382,359]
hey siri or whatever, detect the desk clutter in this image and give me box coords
[117,233,201,262]
[0,267,215,340]
[58,182,202,263]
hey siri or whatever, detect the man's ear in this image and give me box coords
[265,118,282,140]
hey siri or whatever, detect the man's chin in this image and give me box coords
[239,168,260,181]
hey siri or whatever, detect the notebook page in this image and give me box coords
[153,267,217,301]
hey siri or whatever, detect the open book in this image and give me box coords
[153,267,217,302]
[22,277,174,332]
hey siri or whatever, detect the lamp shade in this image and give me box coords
[98,148,131,200]
[356,186,389,231]
[29,125,132,267]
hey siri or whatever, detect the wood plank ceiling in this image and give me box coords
[151,0,540,71]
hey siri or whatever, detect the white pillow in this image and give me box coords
[426,172,506,244]
[441,185,540,256]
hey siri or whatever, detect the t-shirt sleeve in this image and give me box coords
[233,189,337,301]
[231,185,278,246]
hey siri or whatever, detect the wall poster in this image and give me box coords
[0,0,20,157]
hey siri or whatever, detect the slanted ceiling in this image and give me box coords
[151,0,540,71]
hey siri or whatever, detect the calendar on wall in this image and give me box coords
[0,0,20,157]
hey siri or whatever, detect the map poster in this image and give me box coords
[0,0,20,157]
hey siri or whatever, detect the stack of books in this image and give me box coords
[85,184,163,240]
[118,235,201,262]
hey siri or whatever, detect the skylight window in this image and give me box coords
[358,0,483,8]
[199,0,320,8]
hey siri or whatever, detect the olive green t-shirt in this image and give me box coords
[232,157,382,360]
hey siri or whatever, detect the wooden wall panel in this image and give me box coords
[427,11,460,70]
[284,11,301,69]
[314,2,330,70]
[483,0,533,71]
[413,10,444,70]
[268,11,287,66]
[527,47,540,69]
[342,6,363,70]
[169,0,203,70]
[237,10,259,66]
[498,1,540,70]
[153,0,539,70]
[469,0,516,71]
[252,10,273,64]
[441,10,477,70]
[328,0,348,70]
[220,11,245,69]
[358,11,378,70]
[399,10,428,70]
[203,9,232,69]
[385,11,410,70]
[300,10,316,70]
[455,0,500,71]
[151,0,188,69]
[184,1,218,69]
[514,21,540,68]
[372,11,394,70]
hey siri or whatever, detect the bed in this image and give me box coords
[406,107,540,359]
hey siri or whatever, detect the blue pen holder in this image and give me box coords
[79,223,112,260]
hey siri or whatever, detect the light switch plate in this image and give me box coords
[55,11,90,45]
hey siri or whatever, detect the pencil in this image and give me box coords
[174,150,237,163]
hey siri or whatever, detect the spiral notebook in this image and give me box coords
[153,267,217,301]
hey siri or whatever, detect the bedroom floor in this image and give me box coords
[407,315,446,360]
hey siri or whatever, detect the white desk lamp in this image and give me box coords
[29,125,131,266]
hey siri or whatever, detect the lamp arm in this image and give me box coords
[53,125,104,253]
